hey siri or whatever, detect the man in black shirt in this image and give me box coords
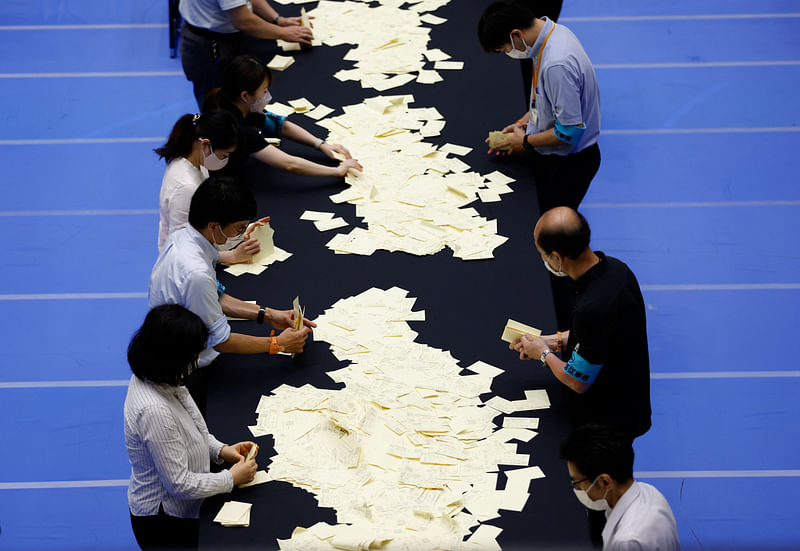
[510,207,651,438]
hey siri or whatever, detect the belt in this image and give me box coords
[183,21,240,41]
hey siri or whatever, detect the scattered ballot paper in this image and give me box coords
[433,60,464,70]
[238,470,270,488]
[288,97,315,113]
[213,501,251,527]
[313,217,348,232]
[267,54,295,71]
[501,319,542,343]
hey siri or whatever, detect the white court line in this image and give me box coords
[0,209,158,217]
[641,283,800,291]
[582,200,800,209]
[636,470,800,479]
[0,24,167,30]
[0,71,183,79]
[652,371,800,380]
[0,380,129,389]
[561,13,800,22]
[603,127,800,135]
[0,292,147,301]
[595,60,800,69]
[0,479,129,490]
[0,137,163,145]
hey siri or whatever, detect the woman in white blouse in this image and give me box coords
[125,304,257,550]
[155,110,266,265]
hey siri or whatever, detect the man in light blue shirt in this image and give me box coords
[149,177,314,406]
[479,1,601,212]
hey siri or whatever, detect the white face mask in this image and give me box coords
[202,143,229,171]
[249,90,271,113]
[543,254,568,277]
[506,33,532,59]
[213,224,245,251]
[573,477,611,511]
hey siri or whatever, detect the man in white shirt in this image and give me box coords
[560,424,681,551]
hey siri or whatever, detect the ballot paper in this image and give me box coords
[433,60,464,70]
[305,104,335,120]
[488,131,512,151]
[288,97,315,112]
[300,7,311,34]
[213,501,251,527]
[300,210,336,221]
[238,470,270,488]
[249,287,550,550]
[267,54,295,71]
[500,319,542,343]
[313,217,349,232]
[290,296,305,358]
[267,102,296,118]
[223,222,293,277]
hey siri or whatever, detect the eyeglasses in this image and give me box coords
[569,477,590,489]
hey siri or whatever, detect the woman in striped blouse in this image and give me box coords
[124,304,257,550]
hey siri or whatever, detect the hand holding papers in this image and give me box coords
[488,131,512,152]
[224,221,293,277]
[501,319,542,343]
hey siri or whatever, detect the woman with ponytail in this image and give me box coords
[155,110,267,265]
[203,54,363,179]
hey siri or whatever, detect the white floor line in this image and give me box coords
[0,292,147,301]
[582,200,800,208]
[635,470,800,479]
[641,284,800,291]
[652,371,800,379]
[603,127,800,135]
[0,24,167,30]
[0,71,183,79]
[0,380,129,389]
[0,209,158,217]
[561,13,800,22]
[595,60,800,69]
[0,479,130,490]
[0,137,163,145]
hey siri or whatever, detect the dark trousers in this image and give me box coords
[526,143,601,213]
[184,362,210,417]
[179,22,241,109]
[130,506,199,550]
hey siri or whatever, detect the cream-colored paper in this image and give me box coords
[501,319,542,343]
[267,54,295,71]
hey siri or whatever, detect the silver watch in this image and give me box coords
[539,348,553,366]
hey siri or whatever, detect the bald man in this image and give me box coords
[510,207,652,438]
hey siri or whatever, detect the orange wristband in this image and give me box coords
[556,331,563,353]
[268,330,282,355]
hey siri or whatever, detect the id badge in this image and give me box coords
[529,99,539,130]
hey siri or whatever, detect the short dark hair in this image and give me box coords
[128,304,209,386]
[154,110,238,163]
[188,176,257,229]
[478,1,537,53]
[537,210,591,260]
[560,424,634,483]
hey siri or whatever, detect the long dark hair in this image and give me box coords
[203,55,273,111]
[154,109,238,163]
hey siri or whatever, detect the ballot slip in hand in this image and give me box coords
[488,131,512,151]
[501,319,542,343]
[245,444,258,462]
[291,296,306,358]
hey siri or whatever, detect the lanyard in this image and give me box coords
[531,23,557,105]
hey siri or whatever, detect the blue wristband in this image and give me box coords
[563,350,602,384]
[216,279,226,300]
[553,119,585,145]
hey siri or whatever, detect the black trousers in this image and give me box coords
[179,22,241,109]
[130,506,199,550]
[525,143,601,213]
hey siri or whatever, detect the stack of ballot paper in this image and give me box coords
[309,94,515,260]
[267,54,295,71]
[223,222,293,277]
[213,501,252,527]
[248,287,550,551]
[500,319,542,343]
[488,131,512,151]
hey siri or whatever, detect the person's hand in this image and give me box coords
[275,326,312,353]
[229,457,257,486]
[245,216,271,238]
[520,334,550,361]
[501,121,526,134]
[229,237,260,263]
[279,24,313,45]
[487,125,525,156]
[321,142,353,160]
[220,442,257,463]
[335,158,363,177]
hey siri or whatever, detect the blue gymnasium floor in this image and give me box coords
[1,0,799,549]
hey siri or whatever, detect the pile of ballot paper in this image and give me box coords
[223,222,293,277]
[248,287,550,550]
[213,501,252,527]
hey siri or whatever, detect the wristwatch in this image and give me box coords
[272,14,281,24]
[522,133,534,152]
[539,348,553,367]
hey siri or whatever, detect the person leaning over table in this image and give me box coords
[125,304,258,550]
[179,0,313,108]
[478,0,601,212]
[155,109,269,266]
[203,54,363,179]
[149,175,315,409]
[560,424,680,551]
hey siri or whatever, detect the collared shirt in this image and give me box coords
[179,0,249,34]
[603,482,681,551]
[125,375,233,519]
[158,157,209,251]
[525,17,601,156]
[149,225,231,367]
[565,252,652,437]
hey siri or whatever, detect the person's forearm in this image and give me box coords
[251,0,278,21]
[252,146,338,177]
[525,129,562,148]
[280,120,319,148]
[219,293,259,319]
[213,332,270,354]
[544,354,589,394]
[232,10,282,39]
